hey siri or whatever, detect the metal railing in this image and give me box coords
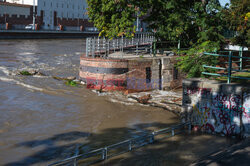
[49,122,191,166]
[202,48,250,84]
[85,33,154,58]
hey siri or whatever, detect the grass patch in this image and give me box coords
[20,70,32,76]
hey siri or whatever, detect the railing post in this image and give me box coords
[97,37,100,53]
[171,128,175,136]
[178,39,180,55]
[107,40,110,56]
[129,140,132,151]
[91,38,95,57]
[102,148,108,160]
[86,38,89,57]
[150,41,153,56]
[122,36,124,52]
[239,47,243,71]
[136,41,139,56]
[227,51,232,84]
[188,123,191,134]
[116,38,119,50]
[74,145,79,166]
[150,132,155,143]
[153,41,156,57]
[103,37,106,49]
[104,37,107,57]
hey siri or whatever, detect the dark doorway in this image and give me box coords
[146,67,151,83]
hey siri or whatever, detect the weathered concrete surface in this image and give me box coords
[182,78,250,137]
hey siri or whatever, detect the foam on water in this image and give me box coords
[109,98,135,106]
[0,77,43,91]
[0,66,11,75]
[19,52,34,56]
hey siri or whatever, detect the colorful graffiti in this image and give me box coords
[186,87,250,137]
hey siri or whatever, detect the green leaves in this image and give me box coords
[87,0,144,38]
[177,41,219,78]
[222,0,250,47]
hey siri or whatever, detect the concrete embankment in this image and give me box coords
[182,78,250,137]
[0,30,98,39]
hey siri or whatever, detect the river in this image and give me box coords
[0,39,180,165]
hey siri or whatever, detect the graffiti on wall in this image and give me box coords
[185,86,250,136]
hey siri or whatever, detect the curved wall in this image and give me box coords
[79,57,129,91]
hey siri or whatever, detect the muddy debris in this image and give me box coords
[18,69,45,76]
[137,94,152,104]
[52,76,76,81]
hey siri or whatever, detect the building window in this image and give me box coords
[62,4,63,8]
[56,3,58,8]
[51,2,52,7]
[72,14,74,18]
[61,12,63,18]
[73,5,74,9]
[44,1,46,7]
[67,4,69,8]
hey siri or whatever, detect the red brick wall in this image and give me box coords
[57,18,93,27]
[0,14,33,25]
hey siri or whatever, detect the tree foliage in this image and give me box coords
[223,0,250,47]
[87,0,148,38]
[86,0,233,78]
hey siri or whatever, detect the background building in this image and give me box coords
[37,0,90,30]
[0,0,93,31]
[0,1,34,30]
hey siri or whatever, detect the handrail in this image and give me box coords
[202,49,250,84]
[85,32,155,58]
[49,122,191,166]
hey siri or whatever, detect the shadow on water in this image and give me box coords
[4,120,239,166]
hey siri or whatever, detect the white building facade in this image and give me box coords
[37,0,88,30]
[2,0,90,30]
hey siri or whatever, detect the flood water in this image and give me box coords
[0,39,180,165]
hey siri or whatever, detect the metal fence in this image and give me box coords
[202,48,250,83]
[49,122,191,166]
[85,33,154,58]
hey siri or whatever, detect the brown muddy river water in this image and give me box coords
[0,39,181,165]
[0,39,238,166]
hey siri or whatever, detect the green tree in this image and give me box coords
[223,0,250,47]
[87,0,225,78]
[87,0,147,38]
[146,0,224,48]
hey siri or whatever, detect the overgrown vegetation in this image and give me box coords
[177,41,219,77]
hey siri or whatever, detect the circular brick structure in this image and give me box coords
[79,57,129,91]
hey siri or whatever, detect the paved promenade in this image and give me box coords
[191,138,250,166]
